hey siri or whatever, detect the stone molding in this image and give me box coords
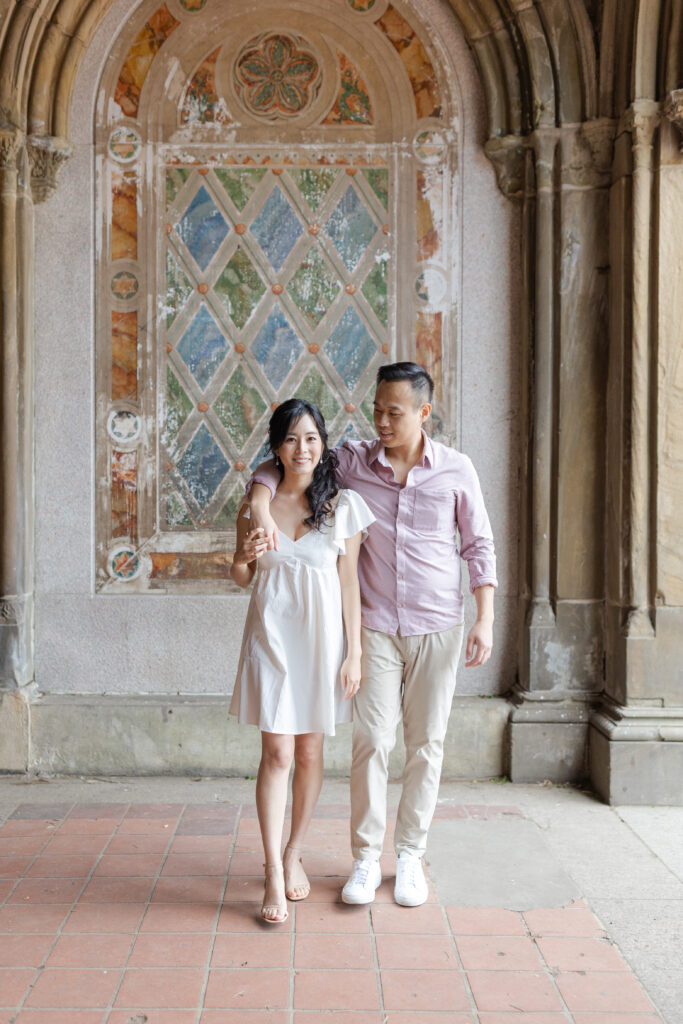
[663,89,683,151]
[0,125,22,170]
[591,696,683,742]
[27,135,72,202]
[483,135,526,199]
[0,598,27,625]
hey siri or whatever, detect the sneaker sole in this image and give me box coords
[393,891,428,907]
[341,889,379,905]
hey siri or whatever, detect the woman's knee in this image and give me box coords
[293,734,324,770]
[260,736,294,773]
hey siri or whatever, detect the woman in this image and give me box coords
[229,399,374,923]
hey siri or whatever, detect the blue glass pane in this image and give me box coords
[251,309,303,390]
[324,187,377,272]
[176,424,230,507]
[175,185,230,270]
[176,306,229,390]
[251,187,303,271]
[325,307,376,390]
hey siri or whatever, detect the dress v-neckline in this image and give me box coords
[278,528,313,545]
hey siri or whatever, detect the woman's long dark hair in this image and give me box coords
[268,399,339,530]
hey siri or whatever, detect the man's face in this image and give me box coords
[373,380,431,450]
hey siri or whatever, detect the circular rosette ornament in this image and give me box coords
[234,33,321,120]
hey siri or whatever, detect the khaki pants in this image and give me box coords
[350,623,464,860]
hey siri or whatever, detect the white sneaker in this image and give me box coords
[394,851,428,907]
[341,859,382,905]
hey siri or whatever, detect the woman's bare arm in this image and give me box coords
[229,505,267,588]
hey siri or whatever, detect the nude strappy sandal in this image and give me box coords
[283,844,311,901]
[261,863,288,924]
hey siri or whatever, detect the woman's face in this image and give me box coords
[275,413,323,477]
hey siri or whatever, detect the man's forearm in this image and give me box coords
[474,584,494,622]
[249,482,273,512]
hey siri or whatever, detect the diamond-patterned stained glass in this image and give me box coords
[296,367,341,423]
[165,367,193,447]
[175,184,230,270]
[251,186,304,271]
[165,487,192,527]
[164,251,193,328]
[251,309,303,389]
[214,247,266,329]
[288,168,338,210]
[214,488,246,529]
[166,168,190,208]
[250,438,272,471]
[362,168,388,209]
[362,253,388,326]
[176,423,230,508]
[176,305,229,390]
[326,307,377,391]
[214,168,267,211]
[324,186,378,271]
[288,247,340,326]
[214,364,268,449]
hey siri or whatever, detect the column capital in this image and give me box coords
[618,99,660,158]
[663,89,683,152]
[483,134,527,200]
[0,125,22,170]
[26,135,72,202]
[559,118,615,189]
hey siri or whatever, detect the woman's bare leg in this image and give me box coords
[256,732,294,922]
[284,732,324,900]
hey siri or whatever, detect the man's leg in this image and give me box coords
[395,623,464,858]
[350,627,403,860]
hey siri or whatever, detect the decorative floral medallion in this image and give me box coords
[415,268,447,306]
[108,126,141,163]
[414,129,446,164]
[111,271,139,300]
[234,33,321,120]
[107,409,142,444]
[107,546,141,580]
[179,0,206,9]
[348,0,376,9]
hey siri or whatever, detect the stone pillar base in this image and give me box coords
[0,690,30,771]
[507,688,594,783]
[589,699,683,804]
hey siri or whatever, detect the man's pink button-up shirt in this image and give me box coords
[249,434,497,637]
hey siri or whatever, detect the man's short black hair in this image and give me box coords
[376,362,434,406]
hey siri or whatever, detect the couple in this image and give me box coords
[229,362,497,923]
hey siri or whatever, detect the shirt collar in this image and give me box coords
[369,430,433,468]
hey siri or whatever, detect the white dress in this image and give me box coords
[230,489,374,736]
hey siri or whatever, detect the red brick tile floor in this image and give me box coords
[0,800,665,1024]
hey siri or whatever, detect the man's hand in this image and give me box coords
[249,482,279,551]
[233,526,268,566]
[465,618,493,667]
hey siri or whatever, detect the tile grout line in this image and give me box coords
[439,897,480,1023]
[195,801,242,1024]
[368,900,386,1023]
[520,905,580,1023]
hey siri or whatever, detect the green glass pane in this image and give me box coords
[165,366,193,445]
[360,389,376,429]
[288,247,340,327]
[288,168,338,211]
[214,363,268,449]
[166,167,190,208]
[214,488,246,528]
[214,247,266,330]
[362,254,388,327]
[165,250,194,328]
[165,488,193,527]
[362,168,388,209]
[296,367,341,424]
[215,168,267,211]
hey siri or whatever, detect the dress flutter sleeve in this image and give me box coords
[331,489,375,554]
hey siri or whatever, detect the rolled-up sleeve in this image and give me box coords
[456,457,498,592]
[245,461,280,499]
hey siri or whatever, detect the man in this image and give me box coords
[248,362,496,907]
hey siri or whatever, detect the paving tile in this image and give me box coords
[0,855,33,877]
[46,933,133,968]
[43,837,109,857]
[25,968,121,1008]
[375,933,458,970]
[380,969,470,1012]
[455,935,545,970]
[556,971,657,1012]
[0,880,12,902]
[26,856,97,878]
[9,804,73,821]
[446,907,526,935]
[0,904,69,933]
[123,803,184,819]
[212,931,291,968]
[432,803,469,819]
[93,854,163,876]
[0,933,54,967]
[294,932,374,969]
[371,904,447,934]
[295,969,380,1010]
[14,1012,107,1024]
[62,902,145,933]
[571,1015,664,1024]
[217,901,292,933]
[0,837,47,857]
[537,936,630,971]
[467,971,563,1012]
[179,803,237,820]
[382,1015,475,1024]
[106,834,171,854]
[294,1015,383,1024]
[229,852,269,875]
[524,907,606,937]
[56,820,116,836]
[127,931,213,967]
[117,818,178,835]
[9,878,83,904]
[140,901,218,932]
[477,1016,569,1024]
[161,853,229,876]
[79,877,154,902]
[114,968,205,1008]
[464,805,522,819]
[0,821,60,837]
[151,875,224,902]
[170,835,232,854]
[109,1013,196,1024]
[223,876,271,903]
[204,968,290,1009]
[301,875,347,903]
[295,901,371,933]
[202,1013,288,1024]
[0,968,35,1007]
[68,804,128,820]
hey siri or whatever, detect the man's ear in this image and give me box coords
[420,403,432,423]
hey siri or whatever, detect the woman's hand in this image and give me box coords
[233,526,268,566]
[340,654,362,699]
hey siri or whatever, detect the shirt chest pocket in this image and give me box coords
[411,490,455,534]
